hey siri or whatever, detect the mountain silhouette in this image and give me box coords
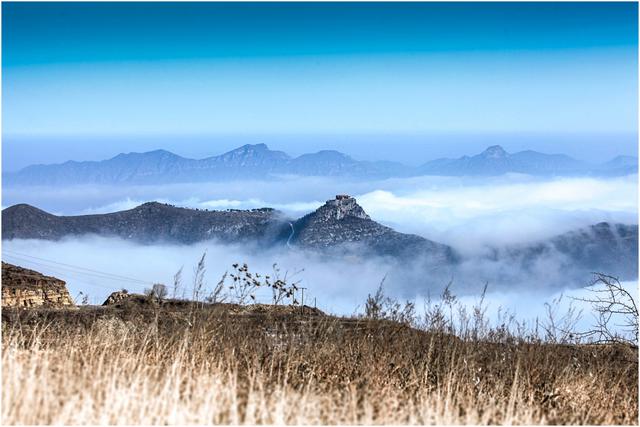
[4,144,636,185]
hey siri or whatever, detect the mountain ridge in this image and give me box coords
[1,201,287,245]
[2,197,458,265]
[418,145,588,176]
[3,196,637,281]
[4,144,636,186]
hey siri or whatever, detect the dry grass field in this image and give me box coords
[2,298,638,425]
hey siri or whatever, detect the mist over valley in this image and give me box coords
[3,146,637,322]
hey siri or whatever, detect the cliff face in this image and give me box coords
[2,262,75,308]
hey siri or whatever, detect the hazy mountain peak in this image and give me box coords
[225,143,263,155]
[231,143,271,154]
[480,145,508,159]
[243,143,268,151]
[146,149,176,156]
[293,150,355,163]
[313,150,353,159]
[111,149,180,160]
[606,155,637,165]
[214,143,290,163]
[418,145,593,176]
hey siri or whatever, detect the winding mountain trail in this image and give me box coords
[286,222,295,249]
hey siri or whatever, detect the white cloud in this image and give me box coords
[3,236,636,341]
[354,175,637,251]
[1,237,394,314]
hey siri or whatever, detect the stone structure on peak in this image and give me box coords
[318,195,370,221]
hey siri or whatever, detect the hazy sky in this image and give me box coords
[2,2,638,168]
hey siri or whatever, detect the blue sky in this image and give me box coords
[2,2,638,167]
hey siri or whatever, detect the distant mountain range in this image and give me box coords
[3,196,637,282]
[4,144,636,186]
[419,145,583,176]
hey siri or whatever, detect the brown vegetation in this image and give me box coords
[2,297,637,425]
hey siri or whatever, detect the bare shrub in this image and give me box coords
[540,293,583,344]
[216,262,302,306]
[422,282,458,334]
[145,283,168,301]
[364,278,386,319]
[573,273,639,347]
[228,263,261,304]
[268,263,303,305]
[364,278,417,326]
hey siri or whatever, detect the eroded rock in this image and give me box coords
[1,262,74,308]
[102,290,130,306]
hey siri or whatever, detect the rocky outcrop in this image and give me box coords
[103,290,131,306]
[1,262,74,308]
[102,291,163,307]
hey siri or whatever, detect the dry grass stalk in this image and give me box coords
[2,304,637,425]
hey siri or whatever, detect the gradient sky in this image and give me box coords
[2,2,638,168]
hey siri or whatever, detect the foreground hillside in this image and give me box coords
[2,299,637,425]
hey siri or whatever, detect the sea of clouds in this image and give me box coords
[4,174,636,244]
[2,173,638,329]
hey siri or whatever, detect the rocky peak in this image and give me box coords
[240,143,268,152]
[481,145,508,159]
[111,149,182,162]
[314,195,370,221]
[214,143,291,165]
[226,143,270,157]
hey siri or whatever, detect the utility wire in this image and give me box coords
[2,254,150,291]
[3,250,150,284]
[3,258,148,289]
[2,258,151,293]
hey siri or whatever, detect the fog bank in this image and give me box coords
[3,236,635,327]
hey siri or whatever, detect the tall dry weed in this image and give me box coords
[2,305,637,425]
